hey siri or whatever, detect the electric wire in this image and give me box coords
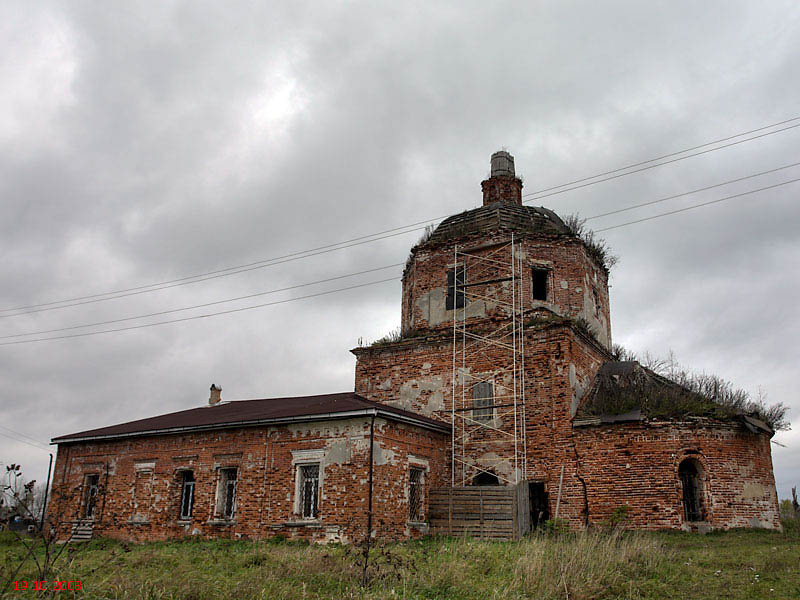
[521,122,800,203]
[2,168,799,344]
[595,176,800,233]
[0,428,51,452]
[585,160,800,221]
[0,263,404,340]
[3,116,798,317]
[0,276,401,346]
[521,115,800,199]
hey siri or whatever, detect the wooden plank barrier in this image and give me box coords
[428,484,530,540]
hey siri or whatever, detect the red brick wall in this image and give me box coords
[50,417,448,543]
[401,233,611,348]
[573,421,781,530]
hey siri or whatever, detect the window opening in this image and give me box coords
[299,464,320,519]
[532,268,549,301]
[529,482,550,528]
[472,472,500,486]
[409,468,424,521]
[679,460,704,522]
[83,474,99,519]
[473,381,494,422]
[179,471,195,520]
[217,468,237,520]
[446,267,466,310]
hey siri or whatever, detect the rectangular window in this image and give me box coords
[299,464,320,519]
[216,468,237,520]
[409,468,424,521]
[593,288,601,316]
[179,471,195,520]
[532,268,549,301]
[83,474,99,519]
[446,267,466,310]
[473,381,494,423]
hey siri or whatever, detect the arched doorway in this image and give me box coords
[678,459,705,522]
[472,472,500,486]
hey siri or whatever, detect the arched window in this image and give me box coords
[678,459,705,522]
[472,472,500,486]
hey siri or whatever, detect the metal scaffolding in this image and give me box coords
[451,234,527,486]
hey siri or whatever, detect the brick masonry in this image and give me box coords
[50,417,448,543]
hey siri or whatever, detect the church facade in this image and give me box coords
[49,152,781,542]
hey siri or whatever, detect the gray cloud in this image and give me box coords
[1,0,798,499]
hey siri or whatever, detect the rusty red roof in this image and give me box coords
[51,392,450,443]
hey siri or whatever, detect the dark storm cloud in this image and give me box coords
[1,0,798,496]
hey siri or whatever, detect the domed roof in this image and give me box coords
[426,202,570,245]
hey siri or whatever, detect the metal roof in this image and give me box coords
[51,392,450,443]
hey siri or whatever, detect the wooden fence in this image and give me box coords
[428,484,530,540]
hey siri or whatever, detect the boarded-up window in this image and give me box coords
[473,381,494,422]
[532,269,549,301]
[133,470,152,519]
[446,267,466,310]
[409,468,424,521]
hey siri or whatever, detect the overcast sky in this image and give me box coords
[1,1,798,502]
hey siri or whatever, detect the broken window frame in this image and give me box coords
[82,474,99,519]
[298,463,320,520]
[408,467,425,522]
[446,267,466,310]
[472,380,494,423]
[179,471,195,520]
[215,467,237,520]
[531,268,550,302]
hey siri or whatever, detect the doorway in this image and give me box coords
[529,481,549,528]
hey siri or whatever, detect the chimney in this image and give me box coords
[481,150,523,206]
[209,384,222,406]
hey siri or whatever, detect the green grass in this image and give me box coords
[1,523,798,599]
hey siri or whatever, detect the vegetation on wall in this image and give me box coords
[588,347,791,431]
[563,214,619,274]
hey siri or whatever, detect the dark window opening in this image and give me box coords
[593,288,601,316]
[679,460,705,522]
[473,381,494,422]
[83,474,99,519]
[300,464,320,519]
[179,471,195,520]
[446,267,466,310]
[409,468,424,521]
[529,482,550,529]
[472,472,500,486]
[217,468,237,520]
[532,268,549,301]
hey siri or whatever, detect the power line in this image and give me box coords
[3,116,798,317]
[0,428,51,452]
[521,115,800,199]
[0,263,403,340]
[3,175,799,347]
[596,176,800,232]
[522,121,800,203]
[585,160,800,221]
[0,276,401,346]
[0,227,427,319]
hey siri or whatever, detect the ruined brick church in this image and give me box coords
[50,152,781,542]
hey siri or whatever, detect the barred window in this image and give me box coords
[446,267,466,310]
[409,468,424,521]
[300,464,320,519]
[179,471,195,520]
[473,381,494,422]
